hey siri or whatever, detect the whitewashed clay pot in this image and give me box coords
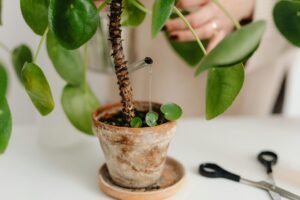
[92,101,176,188]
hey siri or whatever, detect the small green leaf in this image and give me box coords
[0,99,12,154]
[22,63,55,116]
[130,117,142,128]
[152,0,175,37]
[160,103,182,121]
[145,111,159,127]
[11,44,33,82]
[61,84,100,135]
[49,0,99,49]
[21,0,49,35]
[206,63,245,120]
[274,0,300,47]
[122,0,146,27]
[0,63,8,104]
[46,31,84,85]
[196,20,266,75]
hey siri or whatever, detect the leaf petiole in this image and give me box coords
[33,27,49,63]
[131,0,152,15]
[173,7,207,56]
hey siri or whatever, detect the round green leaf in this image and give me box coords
[274,0,300,47]
[0,99,12,154]
[145,111,159,127]
[49,0,99,49]
[206,63,245,120]
[11,44,33,82]
[130,117,142,128]
[152,0,175,37]
[196,20,266,75]
[0,63,8,104]
[61,84,100,135]
[122,0,146,27]
[21,0,49,35]
[160,103,182,121]
[46,31,84,85]
[22,63,55,116]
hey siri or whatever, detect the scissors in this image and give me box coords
[199,163,300,200]
[258,151,281,200]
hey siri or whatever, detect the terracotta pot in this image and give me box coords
[92,101,176,188]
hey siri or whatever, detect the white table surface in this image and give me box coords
[1,117,300,200]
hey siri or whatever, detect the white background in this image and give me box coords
[1,1,300,126]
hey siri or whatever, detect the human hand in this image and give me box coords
[165,0,255,52]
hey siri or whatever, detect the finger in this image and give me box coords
[177,0,209,8]
[166,4,216,32]
[206,30,226,52]
[169,21,219,41]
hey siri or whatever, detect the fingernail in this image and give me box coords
[170,35,178,40]
[161,26,167,31]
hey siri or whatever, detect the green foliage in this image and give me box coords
[145,111,159,127]
[206,63,244,120]
[46,31,84,85]
[130,117,142,128]
[152,0,175,37]
[61,84,100,135]
[21,0,49,35]
[0,99,12,154]
[122,0,146,27]
[274,0,300,47]
[21,63,55,116]
[11,44,33,82]
[196,20,266,75]
[49,0,99,49]
[160,103,182,121]
[165,33,207,66]
[0,63,7,104]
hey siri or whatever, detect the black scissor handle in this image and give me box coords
[199,163,241,182]
[257,151,278,174]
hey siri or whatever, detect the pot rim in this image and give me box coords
[92,101,177,132]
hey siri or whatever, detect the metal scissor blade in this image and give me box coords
[241,179,300,200]
[267,175,281,200]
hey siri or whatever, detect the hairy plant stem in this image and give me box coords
[173,7,207,55]
[33,27,49,63]
[109,0,135,121]
[212,0,241,30]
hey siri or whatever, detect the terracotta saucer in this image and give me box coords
[98,157,186,200]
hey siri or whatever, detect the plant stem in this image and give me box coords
[109,0,135,121]
[212,0,241,30]
[34,27,49,63]
[131,0,152,15]
[83,43,88,82]
[173,7,207,55]
[0,42,10,54]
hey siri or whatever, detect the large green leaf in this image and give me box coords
[122,0,146,27]
[274,0,300,47]
[20,0,49,35]
[46,31,84,85]
[61,84,100,135]
[206,63,244,120]
[152,0,175,37]
[196,20,266,75]
[0,63,7,104]
[49,0,99,49]
[165,33,207,66]
[0,99,12,154]
[11,44,33,82]
[22,63,55,116]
